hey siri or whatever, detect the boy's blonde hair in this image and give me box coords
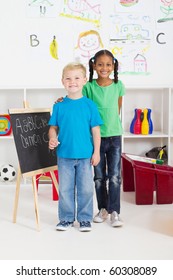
[62,62,86,78]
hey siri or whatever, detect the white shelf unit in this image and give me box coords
[121,86,172,165]
[23,87,65,109]
[0,88,24,170]
[0,86,173,176]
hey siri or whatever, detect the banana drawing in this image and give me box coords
[50,36,58,60]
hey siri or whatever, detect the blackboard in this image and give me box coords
[9,108,57,177]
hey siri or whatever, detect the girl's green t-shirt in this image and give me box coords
[82,79,125,137]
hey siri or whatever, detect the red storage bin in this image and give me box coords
[154,165,173,204]
[133,162,155,205]
[121,153,135,192]
[121,153,156,205]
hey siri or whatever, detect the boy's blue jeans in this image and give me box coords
[57,158,93,223]
[94,136,122,214]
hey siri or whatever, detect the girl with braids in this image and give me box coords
[82,49,125,227]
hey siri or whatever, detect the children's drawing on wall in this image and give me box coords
[109,13,153,75]
[113,22,150,41]
[133,53,147,73]
[157,0,173,23]
[49,36,58,60]
[26,0,58,18]
[110,40,150,74]
[74,30,103,66]
[28,32,48,60]
[28,32,59,63]
[119,0,139,8]
[60,0,101,26]
[115,0,153,13]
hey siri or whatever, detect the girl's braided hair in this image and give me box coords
[88,49,118,83]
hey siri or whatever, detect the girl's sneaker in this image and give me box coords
[93,208,108,223]
[79,221,92,232]
[110,211,123,227]
[56,221,73,231]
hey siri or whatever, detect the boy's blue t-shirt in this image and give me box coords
[48,96,103,158]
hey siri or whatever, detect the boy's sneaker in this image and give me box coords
[93,208,108,223]
[110,211,123,227]
[79,221,92,232]
[56,221,73,231]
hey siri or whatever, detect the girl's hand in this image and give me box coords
[55,97,63,103]
[91,152,100,166]
[49,138,59,150]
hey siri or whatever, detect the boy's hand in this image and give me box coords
[49,138,59,150]
[91,152,100,166]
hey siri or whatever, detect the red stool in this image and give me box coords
[36,170,59,201]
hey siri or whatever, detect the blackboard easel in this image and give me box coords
[9,103,58,231]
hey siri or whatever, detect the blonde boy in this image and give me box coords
[48,63,103,231]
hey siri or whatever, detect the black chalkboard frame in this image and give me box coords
[9,107,57,178]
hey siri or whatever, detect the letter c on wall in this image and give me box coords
[156,33,166,44]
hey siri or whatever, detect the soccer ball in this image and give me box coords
[0,164,16,182]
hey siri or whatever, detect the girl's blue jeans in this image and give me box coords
[94,136,122,214]
[57,158,93,222]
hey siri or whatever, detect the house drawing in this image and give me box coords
[134,54,147,72]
